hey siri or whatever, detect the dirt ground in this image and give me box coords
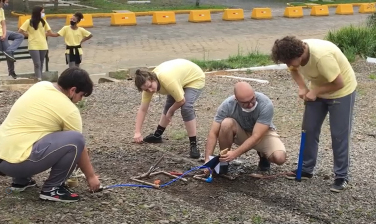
[0,60,376,224]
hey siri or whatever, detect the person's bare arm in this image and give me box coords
[204,121,221,162]
[81,34,93,44]
[134,102,150,134]
[234,122,270,157]
[166,98,185,116]
[290,69,308,90]
[46,30,60,37]
[1,20,6,40]
[312,74,344,95]
[18,29,28,38]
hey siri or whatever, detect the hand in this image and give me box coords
[219,150,238,162]
[87,175,101,192]
[305,90,317,101]
[0,35,5,41]
[298,87,309,100]
[133,132,143,143]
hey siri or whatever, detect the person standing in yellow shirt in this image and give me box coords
[133,59,206,159]
[271,36,357,193]
[49,12,93,68]
[0,67,101,202]
[18,6,54,81]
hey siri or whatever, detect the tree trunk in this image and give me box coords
[54,0,59,11]
[195,0,200,7]
[24,0,30,12]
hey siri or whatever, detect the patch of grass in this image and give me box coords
[42,0,226,14]
[369,73,376,79]
[325,16,376,62]
[171,129,187,140]
[191,49,272,71]
[251,215,264,224]
[76,99,87,110]
[287,0,374,6]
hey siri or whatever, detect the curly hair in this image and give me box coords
[271,36,305,64]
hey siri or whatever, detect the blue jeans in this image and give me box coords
[0,30,24,74]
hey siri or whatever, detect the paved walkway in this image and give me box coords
[0,7,369,76]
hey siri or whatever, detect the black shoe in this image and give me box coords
[143,134,163,143]
[39,185,80,202]
[3,51,16,62]
[9,72,17,79]
[257,152,270,171]
[330,178,349,193]
[189,144,200,159]
[10,179,37,192]
[285,169,313,180]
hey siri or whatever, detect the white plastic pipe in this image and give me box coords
[217,75,269,84]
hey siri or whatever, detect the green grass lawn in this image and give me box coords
[42,0,227,14]
[286,0,375,6]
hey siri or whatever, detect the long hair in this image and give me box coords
[30,6,45,30]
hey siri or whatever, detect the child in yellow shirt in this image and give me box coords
[18,6,54,81]
[49,12,93,68]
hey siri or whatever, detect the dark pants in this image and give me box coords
[0,131,85,191]
[302,91,356,180]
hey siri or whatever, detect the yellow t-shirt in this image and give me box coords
[0,81,83,163]
[141,59,205,103]
[0,8,5,36]
[57,26,91,55]
[297,39,357,99]
[19,19,51,50]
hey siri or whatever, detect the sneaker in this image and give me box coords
[330,178,349,193]
[3,51,16,62]
[143,133,163,143]
[9,72,17,79]
[285,169,313,180]
[39,185,80,202]
[189,144,200,159]
[10,179,37,192]
[257,152,270,171]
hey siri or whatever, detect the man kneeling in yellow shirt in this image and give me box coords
[0,67,101,202]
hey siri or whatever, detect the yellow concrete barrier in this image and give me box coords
[284,6,304,18]
[188,10,211,23]
[18,15,48,28]
[251,8,272,19]
[18,15,30,29]
[152,11,176,25]
[310,5,329,16]
[111,13,137,26]
[222,9,244,21]
[359,3,376,13]
[65,14,94,28]
[335,4,354,15]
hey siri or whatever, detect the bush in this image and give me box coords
[325,12,376,62]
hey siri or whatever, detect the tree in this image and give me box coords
[196,0,200,7]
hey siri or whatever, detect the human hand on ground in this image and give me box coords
[87,175,101,192]
[133,132,143,143]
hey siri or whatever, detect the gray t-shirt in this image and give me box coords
[214,92,276,132]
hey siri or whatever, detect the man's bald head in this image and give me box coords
[234,81,254,98]
[234,82,256,109]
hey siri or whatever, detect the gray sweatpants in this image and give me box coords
[29,50,47,79]
[0,30,24,74]
[163,87,203,122]
[0,131,85,191]
[302,91,356,180]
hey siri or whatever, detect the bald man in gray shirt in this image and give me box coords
[204,82,286,172]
